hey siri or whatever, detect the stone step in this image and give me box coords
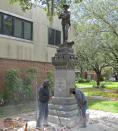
[48,115,80,126]
[49,103,78,111]
[49,109,78,118]
[50,96,77,105]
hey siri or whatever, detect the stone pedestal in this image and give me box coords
[49,42,78,126]
[48,96,78,126]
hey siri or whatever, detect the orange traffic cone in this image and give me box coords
[24,122,28,131]
[24,122,32,131]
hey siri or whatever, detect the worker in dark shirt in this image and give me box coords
[36,80,50,130]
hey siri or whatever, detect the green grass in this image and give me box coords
[105,84,118,88]
[101,82,118,85]
[81,89,118,98]
[0,101,36,118]
[88,99,118,113]
[76,83,93,88]
[76,81,118,89]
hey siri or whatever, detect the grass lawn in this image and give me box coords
[88,99,118,113]
[0,101,36,118]
[81,89,118,98]
[76,81,118,89]
[76,83,93,88]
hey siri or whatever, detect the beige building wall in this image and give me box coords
[0,0,75,63]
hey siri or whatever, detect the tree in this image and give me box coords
[102,67,113,81]
[9,0,82,16]
[101,36,118,81]
[76,36,108,87]
[71,0,118,82]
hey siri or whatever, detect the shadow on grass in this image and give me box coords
[0,101,36,118]
[88,98,118,113]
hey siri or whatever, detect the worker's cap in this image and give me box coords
[43,79,49,84]
[63,4,69,9]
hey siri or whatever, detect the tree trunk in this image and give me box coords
[114,74,118,81]
[51,0,54,16]
[96,72,101,88]
[80,67,83,78]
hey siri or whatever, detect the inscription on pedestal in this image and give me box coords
[55,78,67,97]
[56,79,66,91]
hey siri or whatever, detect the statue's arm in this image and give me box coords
[62,13,70,19]
[59,13,63,19]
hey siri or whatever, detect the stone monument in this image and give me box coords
[48,4,79,127]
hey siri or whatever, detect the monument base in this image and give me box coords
[48,96,79,126]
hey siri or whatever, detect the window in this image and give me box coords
[48,28,61,46]
[3,14,12,36]
[87,74,91,80]
[24,21,32,40]
[0,13,2,33]
[55,30,61,45]
[14,18,22,38]
[0,12,33,40]
[48,28,55,45]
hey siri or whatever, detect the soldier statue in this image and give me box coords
[59,4,71,43]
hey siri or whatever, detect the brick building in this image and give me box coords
[75,70,97,80]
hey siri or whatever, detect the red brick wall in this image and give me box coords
[82,72,87,79]
[0,58,55,90]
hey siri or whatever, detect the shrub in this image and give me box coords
[100,84,106,88]
[47,70,54,96]
[77,78,90,83]
[4,69,23,103]
[90,80,97,85]
[4,67,38,104]
[23,67,38,99]
[0,90,4,105]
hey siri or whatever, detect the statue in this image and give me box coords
[59,4,71,43]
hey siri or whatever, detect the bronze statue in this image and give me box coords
[59,4,71,43]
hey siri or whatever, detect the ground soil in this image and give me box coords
[2,109,118,131]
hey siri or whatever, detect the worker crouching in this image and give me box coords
[70,87,88,128]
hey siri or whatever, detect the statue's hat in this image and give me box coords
[63,4,69,9]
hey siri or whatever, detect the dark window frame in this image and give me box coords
[0,12,33,41]
[48,27,61,46]
[2,13,13,36]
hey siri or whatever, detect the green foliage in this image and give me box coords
[102,67,113,80]
[76,77,89,83]
[4,67,38,104]
[47,70,54,86]
[23,67,38,99]
[90,80,97,88]
[100,84,106,88]
[83,89,118,98]
[4,69,23,103]
[72,0,118,83]
[0,90,4,105]
[76,81,118,89]
[9,0,32,11]
[88,99,118,113]
[47,70,54,96]
[9,0,82,16]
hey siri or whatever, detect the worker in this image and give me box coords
[71,87,88,128]
[36,80,50,130]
